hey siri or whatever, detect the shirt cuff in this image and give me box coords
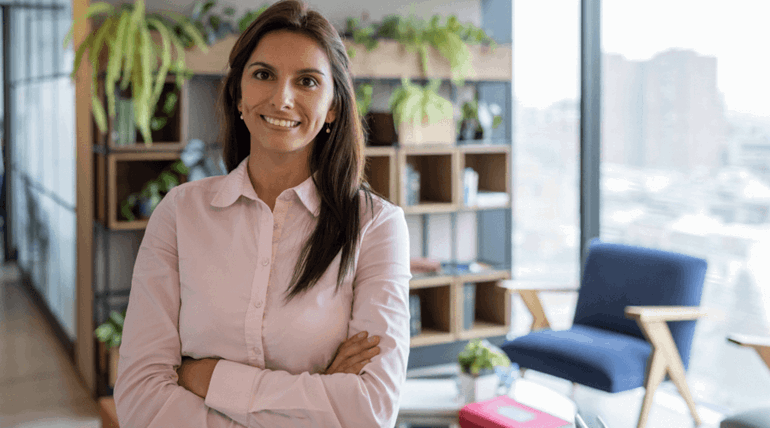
[205,359,257,426]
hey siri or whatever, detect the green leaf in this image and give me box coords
[105,11,131,118]
[64,2,115,49]
[69,32,95,80]
[145,17,174,121]
[171,160,189,175]
[119,0,144,90]
[223,7,236,17]
[192,0,216,20]
[109,310,125,327]
[120,199,136,221]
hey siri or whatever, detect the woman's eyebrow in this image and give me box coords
[246,61,325,76]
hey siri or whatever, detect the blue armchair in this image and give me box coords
[499,239,708,428]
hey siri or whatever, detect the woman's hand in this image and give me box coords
[176,357,220,399]
[324,331,381,375]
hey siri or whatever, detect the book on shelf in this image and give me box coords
[409,294,421,337]
[463,283,476,330]
[459,395,570,428]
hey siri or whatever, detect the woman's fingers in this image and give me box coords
[324,332,382,375]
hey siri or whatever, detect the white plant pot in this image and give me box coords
[398,117,455,146]
[459,371,499,403]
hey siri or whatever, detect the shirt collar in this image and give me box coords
[210,155,321,217]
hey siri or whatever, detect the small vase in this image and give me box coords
[459,369,499,403]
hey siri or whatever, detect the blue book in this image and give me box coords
[463,283,476,330]
[409,294,422,337]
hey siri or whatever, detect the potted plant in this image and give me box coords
[458,99,503,142]
[389,78,454,145]
[95,309,126,388]
[120,160,189,221]
[457,339,512,402]
[65,0,208,145]
[186,0,268,45]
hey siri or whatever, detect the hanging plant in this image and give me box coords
[345,14,496,84]
[65,0,208,145]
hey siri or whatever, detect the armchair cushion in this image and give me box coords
[501,324,651,393]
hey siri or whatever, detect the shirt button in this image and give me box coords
[254,300,263,308]
[261,258,270,266]
[273,223,279,230]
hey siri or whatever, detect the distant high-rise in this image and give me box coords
[603,49,727,171]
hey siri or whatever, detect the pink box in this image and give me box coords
[459,395,570,428]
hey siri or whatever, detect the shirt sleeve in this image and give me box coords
[113,186,243,428]
[203,202,412,428]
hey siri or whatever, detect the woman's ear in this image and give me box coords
[325,100,338,124]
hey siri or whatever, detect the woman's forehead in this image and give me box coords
[245,30,332,74]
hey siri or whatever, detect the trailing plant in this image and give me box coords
[389,78,453,128]
[185,0,269,46]
[65,0,208,145]
[355,83,373,117]
[458,339,511,376]
[345,14,497,84]
[95,309,126,349]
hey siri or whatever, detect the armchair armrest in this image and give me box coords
[727,334,770,371]
[496,280,579,331]
[625,306,708,323]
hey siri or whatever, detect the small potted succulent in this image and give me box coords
[457,339,512,402]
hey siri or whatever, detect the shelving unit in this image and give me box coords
[91,75,188,396]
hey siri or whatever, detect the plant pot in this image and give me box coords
[398,117,455,146]
[113,94,136,146]
[108,347,120,388]
[459,370,499,403]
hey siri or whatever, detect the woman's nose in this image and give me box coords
[271,81,294,109]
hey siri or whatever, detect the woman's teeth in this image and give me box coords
[263,116,299,128]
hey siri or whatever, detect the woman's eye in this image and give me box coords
[300,77,318,87]
[253,70,270,80]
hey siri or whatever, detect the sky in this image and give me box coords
[513,0,770,117]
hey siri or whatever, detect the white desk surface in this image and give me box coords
[398,377,576,425]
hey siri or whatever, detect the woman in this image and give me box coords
[113,1,412,426]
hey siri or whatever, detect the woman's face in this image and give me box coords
[238,30,337,155]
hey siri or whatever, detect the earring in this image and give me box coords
[240,113,244,120]
[325,123,331,133]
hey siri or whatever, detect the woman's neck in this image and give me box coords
[246,150,311,209]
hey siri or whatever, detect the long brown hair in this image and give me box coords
[218,0,373,304]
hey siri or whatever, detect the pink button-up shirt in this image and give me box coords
[114,156,411,428]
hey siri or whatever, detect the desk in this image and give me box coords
[396,377,577,428]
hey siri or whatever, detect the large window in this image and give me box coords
[513,1,581,287]
[601,0,770,409]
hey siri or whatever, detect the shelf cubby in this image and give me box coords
[364,146,397,204]
[459,145,511,210]
[455,275,511,341]
[409,283,455,348]
[399,147,458,214]
[96,152,183,230]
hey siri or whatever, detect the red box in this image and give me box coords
[459,395,570,428]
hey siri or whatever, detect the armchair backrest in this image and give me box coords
[573,239,708,368]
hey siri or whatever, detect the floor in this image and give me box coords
[1,247,769,427]
[0,263,100,428]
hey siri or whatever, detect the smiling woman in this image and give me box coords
[112,1,412,427]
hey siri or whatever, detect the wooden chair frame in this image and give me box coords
[498,280,708,428]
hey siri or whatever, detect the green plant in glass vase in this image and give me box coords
[65,0,208,145]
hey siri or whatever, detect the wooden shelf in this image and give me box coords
[453,276,511,340]
[410,329,456,347]
[96,152,183,230]
[409,285,453,348]
[183,35,512,81]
